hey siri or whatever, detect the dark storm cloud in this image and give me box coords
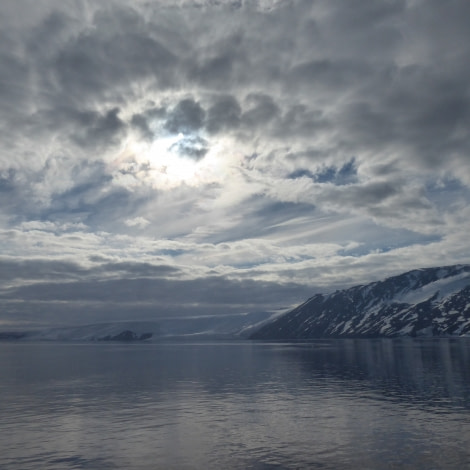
[26,10,71,55]
[0,5,180,149]
[242,93,280,127]
[2,0,467,175]
[164,99,206,134]
[278,0,470,175]
[288,59,371,94]
[193,54,235,87]
[51,8,178,104]
[128,89,325,147]
[190,92,329,139]
[190,31,248,89]
[337,65,470,165]
[206,95,241,134]
[70,108,126,148]
[321,0,406,57]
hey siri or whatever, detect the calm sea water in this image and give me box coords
[1,339,470,469]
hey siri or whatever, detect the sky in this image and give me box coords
[1,0,470,328]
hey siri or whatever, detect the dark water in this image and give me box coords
[1,339,470,469]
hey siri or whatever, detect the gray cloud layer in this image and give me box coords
[1,0,470,327]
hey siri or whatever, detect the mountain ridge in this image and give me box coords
[250,264,470,339]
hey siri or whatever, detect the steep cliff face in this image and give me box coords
[250,265,470,339]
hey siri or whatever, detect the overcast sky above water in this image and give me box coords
[1,0,470,327]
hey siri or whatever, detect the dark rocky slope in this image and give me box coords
[250,265,470,339]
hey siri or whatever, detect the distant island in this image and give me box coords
[250,264,470,339]
[98,330,153,342]
[0,332,26,340]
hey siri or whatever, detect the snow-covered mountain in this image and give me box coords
[250,265,470,339]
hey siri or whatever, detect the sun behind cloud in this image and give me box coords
[116,128,231,190]
[147,133,201,185]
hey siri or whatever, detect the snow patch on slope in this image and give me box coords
[397,272,470,305]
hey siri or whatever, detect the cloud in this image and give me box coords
[1,0,470,327]
[169,135,209,160]
[0,255,311,325]
[289,158,358,185]
[70,107,126,149]
[125,217,150,229]
[241,93,280,128]
[164,98,206,134]
[206,95,241,134]
[51,8,178,103]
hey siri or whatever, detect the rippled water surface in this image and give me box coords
[1,339,470,469]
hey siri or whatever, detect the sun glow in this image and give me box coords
[148,133,199,183]
[117,132,230,190]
